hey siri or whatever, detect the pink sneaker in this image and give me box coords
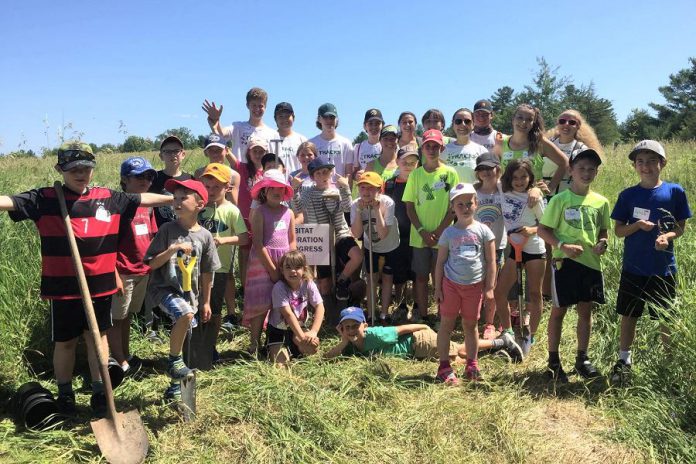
[465,363,482,382]
[483,324,498,340]
[435,367,460,386]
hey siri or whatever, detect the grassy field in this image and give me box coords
[0,143,694,463]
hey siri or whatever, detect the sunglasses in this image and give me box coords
[557,118,578,126]
[59,149,95,163]
[454,118,473,125]
[134,173,155,181]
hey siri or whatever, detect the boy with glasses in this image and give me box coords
[150,135,193,227]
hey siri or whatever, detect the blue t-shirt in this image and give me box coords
[611,182,691,276]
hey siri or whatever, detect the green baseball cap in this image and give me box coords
[57,141,96,171]
[318,103,338,118]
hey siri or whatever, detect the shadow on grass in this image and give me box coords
[510,369,611,403]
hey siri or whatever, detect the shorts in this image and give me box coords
[411,247,438,277]
[159,293,198,327]
[616,271,676,320]
[411,327,460,360]
[266,324,302,359]
[439,278,483,322]
[508,248,546,263]
[384,239,414,284]
[110,274,149,320]
[551,259,605,307]
[210,272,228,316]
[316,236,360,279]
[51,295,113,342]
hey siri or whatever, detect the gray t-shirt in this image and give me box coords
[145,221,221,310]
[350,194,400,253]
[438,221,495,285]
[475,186,507,251]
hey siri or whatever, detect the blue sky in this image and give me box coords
[1,0,694,155]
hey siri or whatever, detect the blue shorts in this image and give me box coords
[159,293,198,327]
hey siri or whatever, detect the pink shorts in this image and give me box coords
[439,277,483,321]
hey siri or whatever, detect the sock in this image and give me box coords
[619,350,632,365]
[57,381,73,397]
[576,350,588,362]
[169,354,182,362]
[91,380,105,394]
[121,362,130,372]
[548,351,560,365]
[504,328,515,336]
[438,360,451,372]
[466,358,478,367]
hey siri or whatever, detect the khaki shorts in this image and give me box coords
[411,328,461,360]
[110,274,149,320]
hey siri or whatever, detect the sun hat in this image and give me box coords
[250,169,294,201]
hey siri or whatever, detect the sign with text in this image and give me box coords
[295,224,331,266]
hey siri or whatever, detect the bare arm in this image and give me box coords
[226,170,240,206]
[323,325,352,359]
[614,219,655,238]
[0,195,15,211]
[350,203,364,239]
[394,324,431,336]
[214,231,249,247]
[280,304,307,341]
[374,200,388,240]
[199,272,213,323]
[147,241,191,270]
[140,193,174,208]
[433,244,449,303]
[287,212,297,251]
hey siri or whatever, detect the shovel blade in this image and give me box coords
[91,409,149,464]
[180,372,197,422]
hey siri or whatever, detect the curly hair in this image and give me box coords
[500,158,535,193]
[546,109,604,157]
[513,104,545,156]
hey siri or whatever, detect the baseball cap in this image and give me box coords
[120,157,156,177]
[274,102,295,116]
[397,147,420,160]
[201,163,233,184]
[364,108,384,123]
[570,149,602,167]
[339,307,366,324]
[160,135,184,150]
[473,99,493,113]
[57,141,96,171]
[357,171,383,189]
[475,152,500,170]
[380,125,398,139]
[164,178,208,204]
[421,129,444,147]
[449,182,476,202]
[308,158,335,175]
[247,136,268,151]
[204,134,227,150]
[318,103,338,118]
[628,140,666,161]
[250,169,294,201]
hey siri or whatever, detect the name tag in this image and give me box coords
[274,219,287,230]
[95,207,111,222]
[564,208,581,221]
[502,152,513,161]
[135,223,149,236]
[633,207,651,221]
[433,181,445,190]
[457,244,477,258]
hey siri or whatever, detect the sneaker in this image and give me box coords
[500,332,524,363]
[146,330,164,344]
[167,357,194,380]
[483,324,498,340]
[465,363,483,382]
[435,367,460,386]
[335,279,351,301]
[126,355,143,375]
[90,391,107,419]
[611,360,632,385]
[56,393,76,417]
[164,382,182,402]
[575,358,601,379]
[547,363,569,383]
[221,314,238,332]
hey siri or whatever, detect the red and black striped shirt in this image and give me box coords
[9,186,140,300]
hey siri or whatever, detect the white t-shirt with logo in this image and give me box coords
[353,140,382,170]
[277,132,307,173]
[309,133,355,176]
[350,194,400,253]
[441,140,487,183]
[221,121,279,163]
[470,130,499,151]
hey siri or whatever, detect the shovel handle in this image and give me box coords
[53,182,120,425]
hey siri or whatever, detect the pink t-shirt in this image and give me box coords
[116,205,158,275]
[233,159,263,227]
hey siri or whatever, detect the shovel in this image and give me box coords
[177,249,198,421]
[54,181,148,464]
[366,204,376,324]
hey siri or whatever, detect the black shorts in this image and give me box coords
[265,324,302,359]
[616,271,676,320]
[51,295,113,342]
[316,236,360,279]
[210,272,228,316]
[551,259,605,307]
[508,248,546,263]
[383,239,414,284]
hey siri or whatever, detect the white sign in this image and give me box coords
[295,223,331,266]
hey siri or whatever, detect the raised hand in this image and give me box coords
[202,99,224,124]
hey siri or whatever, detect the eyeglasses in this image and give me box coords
[161,148,183,156]
[557,118,578,126]
[454,118,473,125]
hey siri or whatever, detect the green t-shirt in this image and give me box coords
[402,164,459,248]
[198,201,247,273]
[540,189,611,271]
[500,135,545,182]
[342,326,413,357]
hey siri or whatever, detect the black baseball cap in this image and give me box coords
[473,99,493,113]
[364,108,384,123]
[274,102,294,116]
[475,152,500,170]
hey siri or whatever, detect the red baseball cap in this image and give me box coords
[422,129,444,147]
[164,178,208,204]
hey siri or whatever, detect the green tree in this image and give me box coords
[353,131,368,145]
[122,135,154,153]
[619,109,661,142]
[649,57,696,139]
[155,127,199,149]
[559,83,620,145]
[489,86,516,134]
[516,57,568,129]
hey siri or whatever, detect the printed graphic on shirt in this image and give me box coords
[502,195,526,224]
[476,203,502,229]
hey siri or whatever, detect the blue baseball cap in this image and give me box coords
[339,307,366,324]
[308,157,335,175]
[121,157,156,177]
[204,133,227,150]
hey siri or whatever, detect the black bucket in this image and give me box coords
[14,382,61,431]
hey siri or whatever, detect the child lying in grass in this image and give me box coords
[323,307,522,363]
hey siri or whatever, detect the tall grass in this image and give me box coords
[0,144,693,463]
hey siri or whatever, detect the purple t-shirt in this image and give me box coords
[269,279,323,330]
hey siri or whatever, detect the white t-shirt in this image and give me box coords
[309,133,355,176]
[501,190,546,254]
[441,140,487,183]
[470,129,499,151]
[277,132,307,173]
[353,140,382,170]
[350,194,400,253]
[221,121,280,163]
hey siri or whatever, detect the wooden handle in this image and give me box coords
[53,181,119,423]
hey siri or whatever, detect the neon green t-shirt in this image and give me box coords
[402,164,459,248]
[540,189,611,271]
[198,202,247,273]
[500,135,545,181]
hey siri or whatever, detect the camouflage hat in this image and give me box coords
[57,140,96,171]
